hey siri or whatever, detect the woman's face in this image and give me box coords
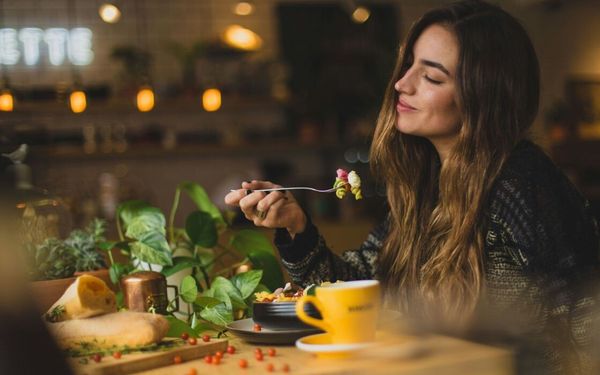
[394,24,461,157]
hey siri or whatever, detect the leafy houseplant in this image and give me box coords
[104,182,285,336]
[27,218,108,281]
[26,218,110,313]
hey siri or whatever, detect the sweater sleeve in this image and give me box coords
[273,216,387,287]
[487,156,600,374]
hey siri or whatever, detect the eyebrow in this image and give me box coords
[419,59,451,76]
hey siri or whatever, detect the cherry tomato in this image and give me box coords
[266,363,275,372]
[92,353,102,363]
[215,351,224,358]
[253,323,262,332]
[188,337,197,345]
[173,355,183,364]
[254,348,263,355]
[282,363,290,372]
[180,332,189,340]
[255,352,264,361]
[204,355,212,364]
[187,369,197,375]
[202,335,211,342]
[226,345,236,354]
[267,348,276,357]
[239,359,248,368]
[212,355,221,365]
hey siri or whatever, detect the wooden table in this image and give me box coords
[132,334,514,375]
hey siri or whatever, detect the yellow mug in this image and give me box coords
[296,280,381,344]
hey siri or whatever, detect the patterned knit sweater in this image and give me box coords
[274,140,600,375]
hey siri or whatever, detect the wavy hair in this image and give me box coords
[370,0,539,324]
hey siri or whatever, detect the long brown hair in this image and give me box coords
[370,0,539,324]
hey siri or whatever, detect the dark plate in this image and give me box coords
[253,301,321,330]
[227,318,321,345]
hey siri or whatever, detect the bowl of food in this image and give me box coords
[252,283,321,330]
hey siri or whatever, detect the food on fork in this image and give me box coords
[333,168,362,200]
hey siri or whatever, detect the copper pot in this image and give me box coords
[120,271,178,314]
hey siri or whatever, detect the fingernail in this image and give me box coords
[243,181,249,184]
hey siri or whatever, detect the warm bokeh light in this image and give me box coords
[352,6,370,24]
[0,90,14,112]
[223,25,262,51]
[233,1,254,16]
[137,87,155,112]
[202,88,222,112]
[99,3,121,24]
[69,90,87,113]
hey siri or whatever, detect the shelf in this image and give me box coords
[27,141,347,162]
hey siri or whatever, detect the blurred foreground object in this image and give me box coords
[0,179,74,374]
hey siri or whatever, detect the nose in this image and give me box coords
[394,69,415,95]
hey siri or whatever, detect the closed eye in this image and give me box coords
[424,75,443,85]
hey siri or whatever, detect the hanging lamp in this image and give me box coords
[202,88,221,112]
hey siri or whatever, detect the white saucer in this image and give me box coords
[296,333,377,359]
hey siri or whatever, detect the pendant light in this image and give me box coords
[202,88,221,112]
[0,0,14,112]
[68,0,86,113]
[69,89,87,113]
[0,88,14,112]
[232,1,254,16]
[99,2,121,23]
[134,0,154,112]
[136,86,154,112]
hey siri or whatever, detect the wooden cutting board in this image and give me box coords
[71,338,228,375]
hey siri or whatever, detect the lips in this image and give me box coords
[396,98,416,112]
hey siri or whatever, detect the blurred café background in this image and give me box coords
[1,0,600,249]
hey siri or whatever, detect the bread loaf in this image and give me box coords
[48,311,169,349]
[45,274,117,322]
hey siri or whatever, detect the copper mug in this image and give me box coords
[121,271,179,314]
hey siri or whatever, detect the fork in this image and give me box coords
[230,186,338,194]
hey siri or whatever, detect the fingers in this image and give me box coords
[224,189,246,206]
[256,190,288,212]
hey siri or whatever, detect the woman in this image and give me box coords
[225,1,599,373]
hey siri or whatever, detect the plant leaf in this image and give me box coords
[185,211,217,248]
[129,232,173,266]
[210,276,246,310]
[117,200,162,228]
[178,182,225,226]
[161,256,202,277]
[165,316,196,338]
[230,229,275,255]
[199,303,233,326]
[247,251,285,291]
[194,296,222,309]
[125,212,166,238]
[230,270,263,299]
[180,275,199,303]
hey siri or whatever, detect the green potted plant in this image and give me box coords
[102,181,285,337]
[27,218,112,312]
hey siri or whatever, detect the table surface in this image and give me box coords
[132,333,514,375]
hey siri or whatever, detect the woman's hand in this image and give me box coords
[224,180,307,237]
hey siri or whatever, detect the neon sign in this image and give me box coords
[0,28,94,66]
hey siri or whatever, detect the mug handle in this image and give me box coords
[167,285,179,312]
[296,295,331,332]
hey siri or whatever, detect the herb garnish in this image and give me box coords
[45,305,65,322]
